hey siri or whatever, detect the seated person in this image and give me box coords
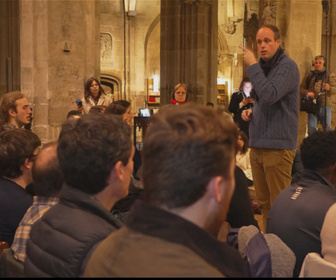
[83,104,249,277]
[267,130,336,277]
[236,130,253,186]
[11,142,63,263]
[0,129,41,246]
[24,113,134,277]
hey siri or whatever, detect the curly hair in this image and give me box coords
[0,128,41,178]
[300,130,336,171]
[57,113,132,195]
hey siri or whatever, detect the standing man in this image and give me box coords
[300,55,336,135]
[0,91,32,132]
[241,24,300,232]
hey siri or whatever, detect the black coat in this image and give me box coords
[226,166,259,229]
[228,91,253,138]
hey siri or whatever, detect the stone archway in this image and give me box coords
[100,74,122,101]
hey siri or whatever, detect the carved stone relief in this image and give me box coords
[262,3,276,25]
[100,33,112,61]
[61,14,72,40]
[223,23,235,34]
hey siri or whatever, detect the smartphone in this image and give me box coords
[243,38,246,48]
[75,99,83,108]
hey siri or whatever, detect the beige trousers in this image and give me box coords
[250,147,295,232]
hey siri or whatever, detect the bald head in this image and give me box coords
[32,142,63,196]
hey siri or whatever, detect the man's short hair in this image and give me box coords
[259,24,281,41]
[0,128,41,178]
[32,142,63,197]
[105,104,127,115]
[113,100,131,109]
[88,105,107,114]
[142,104,238,209]
[57,113,132,195]
[66,110,82,120]
[300,130,336,171]
[0,91,26,124]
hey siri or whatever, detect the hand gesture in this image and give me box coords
[239,46,258,67]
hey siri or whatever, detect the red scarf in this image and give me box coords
[170,99,187,105]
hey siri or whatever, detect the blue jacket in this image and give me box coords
[247,51,299,150]
[267,170,336,277]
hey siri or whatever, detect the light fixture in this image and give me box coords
[153,66,159,93]
[63,41,70,52]
[124,0,137,16]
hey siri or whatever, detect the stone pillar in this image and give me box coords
[160,0,218,105]
[20,0,101,142]
[276,1,323,148]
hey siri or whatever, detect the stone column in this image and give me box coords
[160,0,218,105]
[276,1,323,147]
[20,0,100,142]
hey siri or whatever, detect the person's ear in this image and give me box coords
[207,176,225,203]
[22,157,33,172]
[9,109,16,117]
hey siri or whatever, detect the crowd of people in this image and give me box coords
[1,23,336,277]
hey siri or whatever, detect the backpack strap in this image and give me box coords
[305,72,314,89]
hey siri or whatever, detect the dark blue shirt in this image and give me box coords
[0,177,33,245]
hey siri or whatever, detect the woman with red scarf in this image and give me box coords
[170,83,188,105]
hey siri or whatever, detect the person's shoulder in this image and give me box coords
[281,53,298,67]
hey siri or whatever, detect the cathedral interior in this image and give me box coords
[0,0,335,147]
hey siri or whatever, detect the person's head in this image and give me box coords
[0,128,41,180]
[300,130,336,180]
[112,100,133,126]
[57,113,134,201]
[313,55,326,72]
[88,105,107,114]
[105,103,128,124]
[32,141,63,197]
[239,77,253,94]
[142,104,238,229]
[206,102,214,108]
[84,77,105,102]
[172,83,188,103]
[256,24,281,62]
[66,110,82,120]
[0,91,32,128]
[237,130,249,154]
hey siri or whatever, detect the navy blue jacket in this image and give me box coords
[267,170,336,277]
[0,177,33,245]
